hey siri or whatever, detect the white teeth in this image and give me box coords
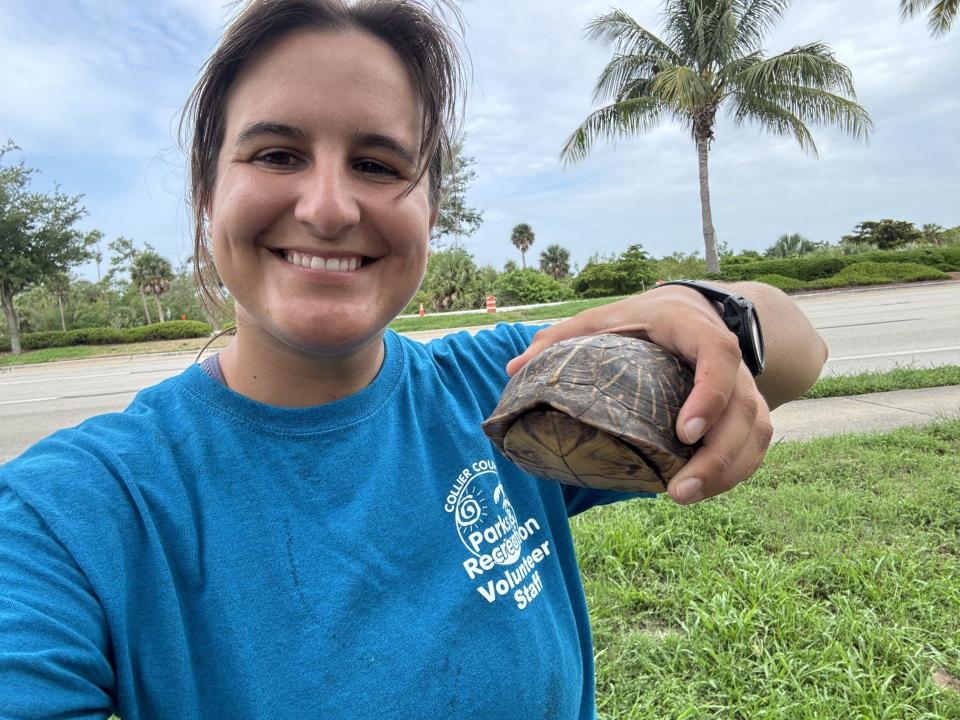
[282,250,362,273]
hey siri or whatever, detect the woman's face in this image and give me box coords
[208,29,434,357]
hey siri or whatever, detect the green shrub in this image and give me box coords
[494,269,575,305]
[807,262,946,289]
[721,246,960,283]
[571,262,631,298]
[124,321,211,343]
[0,321,212,353]
[752,274,808,292]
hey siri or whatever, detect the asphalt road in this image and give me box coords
[2,281,958,463]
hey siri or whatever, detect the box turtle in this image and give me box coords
[482,333,696,493]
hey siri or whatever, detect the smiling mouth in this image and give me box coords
[276,249,369,273]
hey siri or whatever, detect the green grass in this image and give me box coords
[572,420,960,718]
[0,335,232,367]
[0,345,105,366]
[804,365,960,399]
[388,296,625,333]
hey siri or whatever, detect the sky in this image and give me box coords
[1,0,958,280]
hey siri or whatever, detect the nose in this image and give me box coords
[293,161,361,238]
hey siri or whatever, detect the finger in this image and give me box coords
[668,383,771,505]
[672,328,743,444]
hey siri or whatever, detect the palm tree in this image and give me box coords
[131,251,174,324]
[539,244,571,280]
[511,223,535,269]
[424,248,479,311]
[901,0,957,36]
[764,233,823,258]
[562,1,872,273]
[45,273,71,332]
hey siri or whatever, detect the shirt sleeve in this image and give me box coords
[0,483,114,719]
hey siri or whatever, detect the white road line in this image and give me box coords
[0,396,58,406]
[0,371,133,387]
[827,345,960,362]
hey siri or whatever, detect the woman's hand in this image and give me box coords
[505,284,812,505]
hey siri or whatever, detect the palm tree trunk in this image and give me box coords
[1,284,22,355]
[697,139,720,273]
[521,251,526,270]
[154,296,164,322]
[57,294,67,332]
[139,290,152,325]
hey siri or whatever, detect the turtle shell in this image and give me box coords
[482,333,696,493]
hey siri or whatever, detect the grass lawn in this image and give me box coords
[804,366,960,399]
[0,335,233,367]
[573,420,960,718]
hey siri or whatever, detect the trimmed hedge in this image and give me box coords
[0,320,211,353]
[720,246,960,282]
[808,261,946,289]
[745,262,947,292]
[751,273,809,292]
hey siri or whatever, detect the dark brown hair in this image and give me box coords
[180,0,465,317]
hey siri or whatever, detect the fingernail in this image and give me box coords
[671,477,704,505]
[684,418,706,443]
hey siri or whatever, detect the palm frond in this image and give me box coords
[733,0,790,53]
[728,92,818,154]
[585,10,682,64]
[560,98,666,165]
[900,0,958,35]
[662,0,699,65]
[716,50,763,88]
[592,53,673,104]
[928,0,959,35]
[650,65,715,109]
[733,44,857,97]
[757,85,874,141]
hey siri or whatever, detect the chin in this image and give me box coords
[270,314,387,357]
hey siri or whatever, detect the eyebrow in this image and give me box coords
[354,132,418,170]
[234,121,307,148]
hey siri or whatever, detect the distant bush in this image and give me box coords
[573,244,657,298]
[494,269,575,305]
[807,262,946,289]
[0,321,211,353]
[720,246,960,283]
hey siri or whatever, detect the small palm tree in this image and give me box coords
[131,251,174,324]
[921,223,946,246]
[539,244,571,280]
[764,233,822,258]
[563,1,872,273]
[901,0,957,36]
[425,249,479,311]
[511,223,535,269]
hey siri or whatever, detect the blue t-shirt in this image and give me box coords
[0,324,650,719]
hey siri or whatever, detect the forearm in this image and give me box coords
[721,281,828,409]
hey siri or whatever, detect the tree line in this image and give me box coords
[3,0,956,353]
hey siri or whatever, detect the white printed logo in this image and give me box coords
[445,459,551,610]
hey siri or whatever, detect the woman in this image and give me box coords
[0,1,826,717]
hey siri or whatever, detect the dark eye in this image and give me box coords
[255,150,303,167]
[355,160,399,177]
